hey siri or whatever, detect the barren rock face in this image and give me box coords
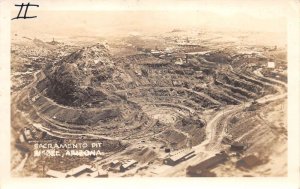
[43,44,116,107]
[31,43,149,131]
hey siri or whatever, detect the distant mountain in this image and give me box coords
[11,11,286,39]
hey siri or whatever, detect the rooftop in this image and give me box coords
[46,170,67,178]
[66,164,95,176]
[88,169,108,177]
[168,149,195,162]
[121,159,137,169]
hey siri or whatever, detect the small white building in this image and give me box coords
[66,164,96,177]
[267,62,275,68]
[175,58,183,65]
[46,170,67,178]
[150,50,161,56]
[120,159,137,172]
[88,169,108,178]
[31,95,40,102]
[163,149,195,166]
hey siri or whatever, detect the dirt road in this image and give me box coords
[155,71,287,176]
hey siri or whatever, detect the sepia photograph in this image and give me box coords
[6,0,294,180]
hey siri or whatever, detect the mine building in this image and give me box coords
[31,95,40,102]
[110,160,120,167]
[267,61,276,69]
[120,159,138,172]
[185,51,211,56]
[188,169,217,177]
[221,136,233,145]
[163,149,195,166]
[164,148,171,153]
[150,50,161,57]
[88,169,109,178]
[230,142,247,152]
[174,58,184,65]
[46,169,67,178]
[66,164,96,177]
[108,160,122,173]
[22,128,33,142]
[186,152,229,177]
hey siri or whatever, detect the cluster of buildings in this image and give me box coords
[46,158,139,178]
[159,136,260,177]
[16,126,54,154]
[46,164,108,178]
[183,138,261,177]
[45,145,258,178]
[108,159,138,173]
[18,127,47,144]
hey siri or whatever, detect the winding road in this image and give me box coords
[13,61,287,177]
[156,69,287,176]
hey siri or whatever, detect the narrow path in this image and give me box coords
[11,153,28,175]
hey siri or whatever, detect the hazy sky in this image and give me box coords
[10,0,289,17]
[10,0,288,18]
[11,0,288,38]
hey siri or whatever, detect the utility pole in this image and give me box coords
[185,54,188,64]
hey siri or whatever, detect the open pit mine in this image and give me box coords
[11,33,287,177]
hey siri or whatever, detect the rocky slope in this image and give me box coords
[40,44,118,107]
